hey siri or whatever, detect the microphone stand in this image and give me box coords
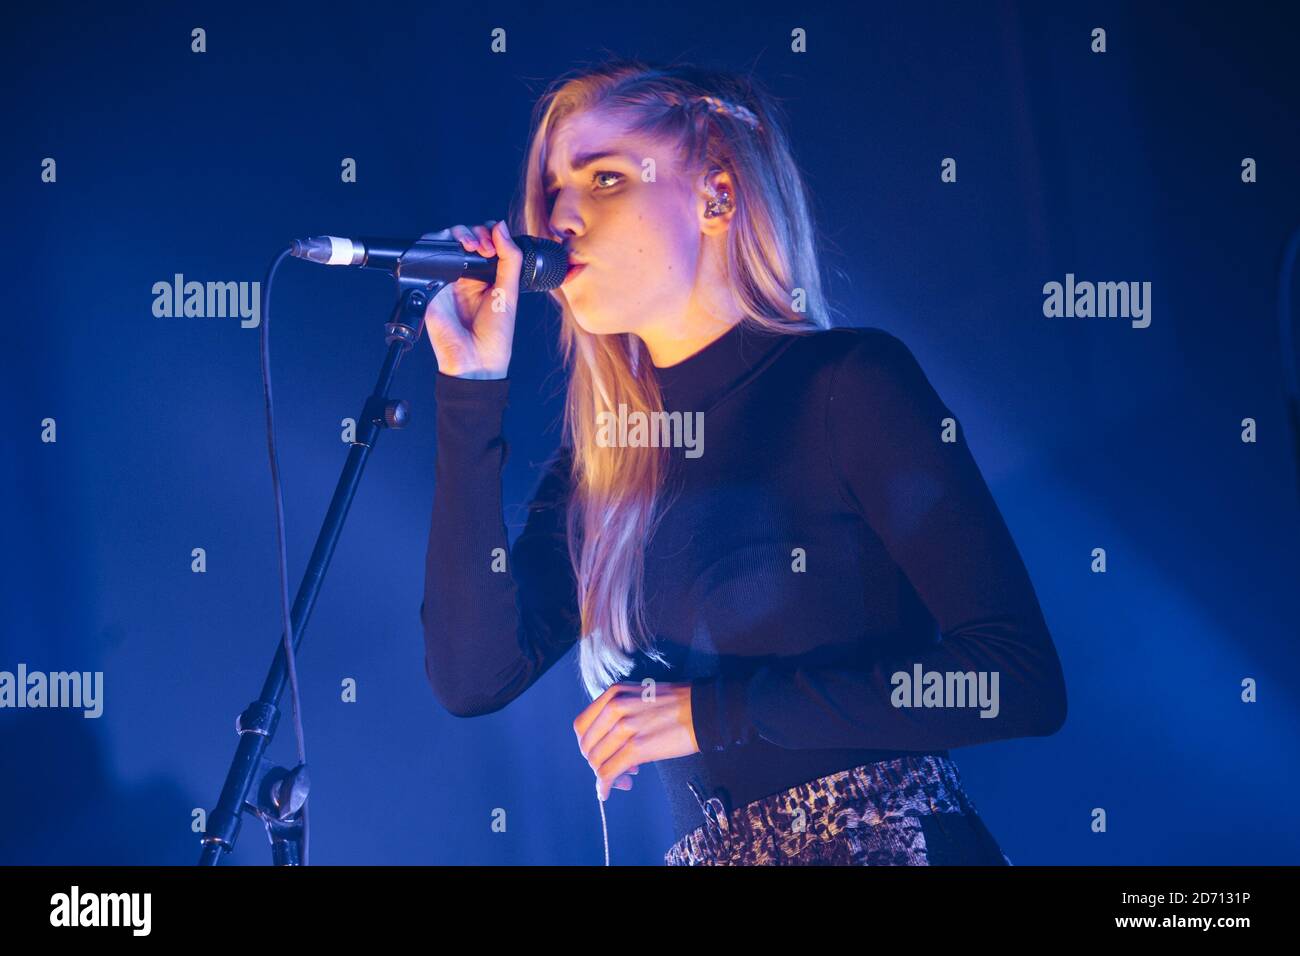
[198,273,443,865]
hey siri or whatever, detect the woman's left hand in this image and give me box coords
[574,681,699,800]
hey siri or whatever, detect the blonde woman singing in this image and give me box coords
[420,59,1067,866]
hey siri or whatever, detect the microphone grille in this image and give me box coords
[516,236,568,292]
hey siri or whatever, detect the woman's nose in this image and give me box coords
[547,194,584,242]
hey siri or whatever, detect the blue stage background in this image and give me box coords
[3,0,1298,865]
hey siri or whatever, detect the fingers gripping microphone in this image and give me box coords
[289,234,569,292]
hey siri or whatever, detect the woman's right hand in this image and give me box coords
[422,219,522,379]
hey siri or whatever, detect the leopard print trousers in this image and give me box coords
[664,754,1013,866]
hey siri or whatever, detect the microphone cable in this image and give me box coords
[259,247,310,864]
[599,786,610,866]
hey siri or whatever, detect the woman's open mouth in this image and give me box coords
[563,263,587,285]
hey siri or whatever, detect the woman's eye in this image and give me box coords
[545,171,622,208]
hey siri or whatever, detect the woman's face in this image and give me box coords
[543,109,715,340]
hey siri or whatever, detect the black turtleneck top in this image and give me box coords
[421,322,1067,844]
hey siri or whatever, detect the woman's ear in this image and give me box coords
[698,167,736,235]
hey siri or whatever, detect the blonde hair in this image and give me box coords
[513,59,836,699]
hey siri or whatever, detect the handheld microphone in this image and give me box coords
[289,234,569,292]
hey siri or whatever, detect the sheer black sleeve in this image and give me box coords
[420,372,581,717]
